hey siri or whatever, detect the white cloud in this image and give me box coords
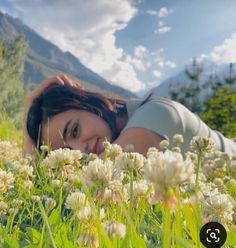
[199,32,236,64]
[146,9,158,16]
[134,45,148,58]
[165,61,176,68]
[10,0,147,92]
[158,7,173,18]
[155,26,172,34]
[152,70,162,79]
[147,7,173,18]
[126,55,146,71]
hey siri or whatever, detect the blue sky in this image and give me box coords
[1,0,236,96]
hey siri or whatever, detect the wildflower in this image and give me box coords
[45,197,56,210]
[52,179,61,188]
[68,173,80,184]
[31,195,41,202]
[190,136,215,154]
[40,145,49,152]
[159,140,169,150]
[144,150,194,193]
[11,161,34,178]
[173,134,184,146]
[115,152,146,174]
[65,191,86,211]
[13,199,23,207]
[203,189,234,223]
[23,180,33,191]
[0,201,8,217]
[0,170,14,193]
[102,220,126,239]
[81,159,114,187]
[125,180,153,207]
[77,205,105,221]
[0,141,21,161]
[95,180,127,204]
[41,148,82,169]
[77,231,99,248]
[103,140,123,160]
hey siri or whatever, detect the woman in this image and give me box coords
[23,75,236,157]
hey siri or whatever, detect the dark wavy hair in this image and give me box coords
[26,85,128,148]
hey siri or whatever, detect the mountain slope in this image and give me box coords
[0,11,136,99]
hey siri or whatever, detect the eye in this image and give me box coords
[71,123,80,138]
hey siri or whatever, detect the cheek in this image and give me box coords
[92,117,111,136]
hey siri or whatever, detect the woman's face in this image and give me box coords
[41,109,112,154]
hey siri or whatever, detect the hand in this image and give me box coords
[23,74,82,156]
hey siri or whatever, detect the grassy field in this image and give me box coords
[0,115,235,247]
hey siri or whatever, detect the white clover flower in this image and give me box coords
[31,195,40,202]
[65,191,86,211]
[115,152,146,174]
[203,189,234,222]
[11,161,34,178]
[144,150,194,193]
[41,148,82,169]
[0,141,21,161]
[125,180,153,207]
[40,145,49,152]
[68,173,80,184]
[13,199,23,207]
[102,220,126,239]
[95,180,127,203]
[173,134,184,145]
[103,141,123,161]
[81,159,114,187]
[190,136,215,154]
[45,197,56,210]
[0,170,14,193]
[77,205,93,221]
[0,200,8,216]
[23,180,33,191]
[159,140,169,150]
[77,231,99,248]
[52,179,61,188]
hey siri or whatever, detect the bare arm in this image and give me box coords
[99,127,165,158]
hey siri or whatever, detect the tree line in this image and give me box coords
[169,58,236,138]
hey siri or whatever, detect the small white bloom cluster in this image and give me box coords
[0,141,21,161]
[0,169,14,193]
[102,220,126,239]
[144,148,194,193]
[125,180,153,207]
[65,191,86,211]
[42,148,82,169]
[202,188,234,223]
[115,152,146,174]
[81,159,117,187]
[103,140,123,161]
[190,136,215,154]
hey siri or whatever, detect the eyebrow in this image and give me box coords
[63,120,72,142]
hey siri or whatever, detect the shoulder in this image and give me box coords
[124,97,185,137]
